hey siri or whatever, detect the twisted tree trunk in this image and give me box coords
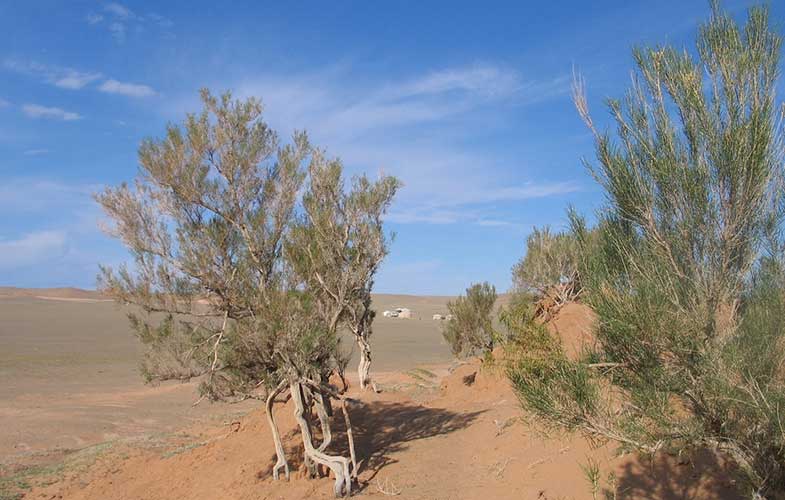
[314,390,332,452]
[357,335,373,391]
[290,381,351,498]
[266,381,290,481]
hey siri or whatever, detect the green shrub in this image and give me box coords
[442,282,498,358]
[508,4,785,498]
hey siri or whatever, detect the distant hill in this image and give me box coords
[0,287,106,300]
[0,286,509,311]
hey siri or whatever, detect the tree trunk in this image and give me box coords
[339,398,358,478]
[265,381,290,481]
[290,381,351,498]
[356,335,373,391]
[314,390,332,452]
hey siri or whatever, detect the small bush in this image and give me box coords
[510,211,594,319]
[442,282,498,358]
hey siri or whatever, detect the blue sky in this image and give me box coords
[0,0,771,294]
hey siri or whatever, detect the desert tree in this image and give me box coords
[511,216,588,319]
[286,158,399,391]
[442,282,498,358]
[95,89,380,497]
[508,3,785,498]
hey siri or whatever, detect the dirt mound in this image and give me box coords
[545,301,597,359]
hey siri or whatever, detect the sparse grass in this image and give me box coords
[161,441,207,459]
[405,368,438,388]
[0,437,160,499]
[0,443,111,500]
[409,367,437,379]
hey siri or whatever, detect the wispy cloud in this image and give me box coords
[23,149,50,156]
[86,3,173,43]
[230,63,540,142]
[0,98,9,108]
[0,230,67,270]
[191,63,576,227]
[4,58,156,99]
[104,2,133,19]
[148,13,174,29]
[0,180,98,211]
[55,69,103,89]
[22,104,81,121]
[98,79,156,97]
[86,12,104,25]
[387,65,522,100]
[0,179,120,285]
[4,59,102,90]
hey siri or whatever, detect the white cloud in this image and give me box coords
[22,104,82,121]
[388,65,522,100]
[88,3,172,43]
[4,59,102,90]
[3,58,156,99]
[98,79,156,97]
[0,230,67,270]
[147,13,173,28]
[23,149,49,156]
[86,12,104,24]
[170,63,575,227]
[54,69,102,89]
[0,98,8,108]
[104,2,134,19]
[229,64,530,142]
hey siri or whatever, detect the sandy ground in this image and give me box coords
[0,291,456,464]
[1,290,742,499]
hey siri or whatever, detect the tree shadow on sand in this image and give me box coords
[344,400,484,483]
[611,448,744,499]
[259,399,484,489]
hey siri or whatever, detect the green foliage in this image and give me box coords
[442,282,498,358]
[508,4,785,498]
[511,222,582,295]
[96,89,396,402]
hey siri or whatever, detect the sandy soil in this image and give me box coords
[0,290,456,465]
[1,290,742,499]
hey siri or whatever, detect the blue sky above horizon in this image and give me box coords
[0,0,772,294]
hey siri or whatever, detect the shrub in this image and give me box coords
[512,223,581,299]
[96,89,397,496]
[508,4,785,498]
[442,282,498,358]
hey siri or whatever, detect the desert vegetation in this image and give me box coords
[441,281,498,358]
[95,89,398,497]
[507,3,785,498]
[510,219,586,320]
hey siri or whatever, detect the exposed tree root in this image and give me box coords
[314,390,332,452]
[291,381,352,497]
[265,380,290,481]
